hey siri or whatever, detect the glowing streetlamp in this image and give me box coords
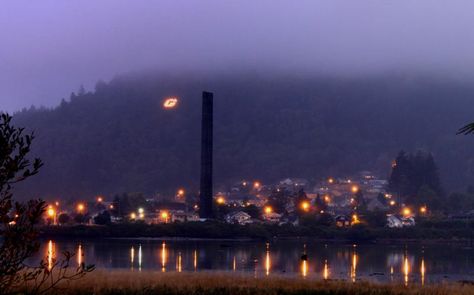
[161,211,169,223]
[389,200,396,206]
[402,207,412,217]
[216,196,225,205]
[264,206,273,214]
[352,214,360,225]
[138,208,145,219]
[97,196,103,203]
[130,212,137,220]
[253,181,261,189]
[177,189,185,196]
[76,203,85,213]
[328,178,334,184]
[419,206,427,214]
[300,201,310,212]
[351,185,359,193]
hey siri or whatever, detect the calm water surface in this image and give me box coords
[35,239,474,285]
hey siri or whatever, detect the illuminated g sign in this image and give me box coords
[163,97,178,109]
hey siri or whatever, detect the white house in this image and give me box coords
[387,214,403,228]
[224,211,252,225]
[263,212,282,223]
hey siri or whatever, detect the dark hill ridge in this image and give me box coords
[11,73,474,200]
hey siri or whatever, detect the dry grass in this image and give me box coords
[56,270,474,295]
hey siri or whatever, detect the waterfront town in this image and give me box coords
[41,171,436,229]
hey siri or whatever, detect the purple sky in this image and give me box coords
[1,1,474,112]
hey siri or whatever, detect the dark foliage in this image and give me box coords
[93,210,111,225]
[58,213,71,225]
[0,114,94,294]
[388,150,444,209]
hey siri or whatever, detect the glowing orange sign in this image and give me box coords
[163,97,178,109]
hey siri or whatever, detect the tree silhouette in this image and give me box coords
[0,114,93,294]
[458,122,474,135]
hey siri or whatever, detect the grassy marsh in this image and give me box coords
[52,270,474,295]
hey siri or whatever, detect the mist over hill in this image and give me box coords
[11,72,474,200]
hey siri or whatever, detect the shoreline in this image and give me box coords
[38,235,474,247]
[37,222,474,245]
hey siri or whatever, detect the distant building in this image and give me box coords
[263,212,282,223]
[386,214,415,228]
[171,211,199,223]
[279,178,309,191]
[367,198,388,211]
[401,217,415,227]
[387,214,403,228]
[224,211,252,225]
[335,215,351,227]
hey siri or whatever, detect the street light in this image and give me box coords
[402,208,412,217]
[419,206,427,214]
[351,185,359,193]
[216,196,225,205]
[264,206,273,214]
[352,214,360,224]
[161,211,169,223]
[47,206,56,225]
[77,203,85,213]
[300,201,310,212]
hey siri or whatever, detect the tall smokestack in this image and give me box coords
[199,91,214,219]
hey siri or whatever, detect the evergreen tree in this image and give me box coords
[354,190,367,212]
[314,194,327,212]
[388,150,444,210]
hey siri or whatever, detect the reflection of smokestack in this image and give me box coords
[199,91,214,219]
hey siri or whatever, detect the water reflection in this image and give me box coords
[301,244,308,277]
[130,246,134,270]
[350,247,358,282]
[46,240,55,270]
[265,243,271,276]
[403,252,410,286]
[323,259,329,280]
[193,250,197,271]
[161,242,167,272]
[176,252,182,272]
[301,260,308,277]
[138,245,142,271]
[77,244,83,266]
[36,240,473,284]
[420,257,425,286]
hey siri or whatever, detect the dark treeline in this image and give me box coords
[10,72,474,200]
[388,151,444,209]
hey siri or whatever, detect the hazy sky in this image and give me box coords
[1,1,474,112]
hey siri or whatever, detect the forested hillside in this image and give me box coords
[11,72,474,200]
